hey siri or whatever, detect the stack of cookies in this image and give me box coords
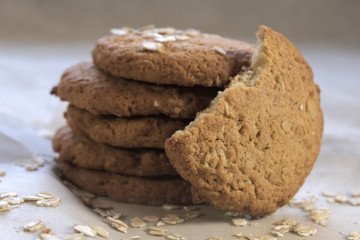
[51,26,254,206]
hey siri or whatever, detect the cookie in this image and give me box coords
[53,126,177,176]
[52,62,218,119]
[165,26,323,216]
[58,162,193,205]
[66,105,187,149]
[92,26,255,87]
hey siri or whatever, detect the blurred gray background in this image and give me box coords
[1,0,360,46]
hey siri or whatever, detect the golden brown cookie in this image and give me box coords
[66,105,187,149]
[92,27,255,87]
[53,126,177,176]
[165,26,323,216]
[52,62,218,119]
[58,162,193,205]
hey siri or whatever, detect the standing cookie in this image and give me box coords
[92,26,255,87]
[165,26,323,216]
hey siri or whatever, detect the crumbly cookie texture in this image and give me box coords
[92,26,255,87]
[53,126,178,176]
[58,163,193,205]
[52,62,218,119]
[165,25,323,216]
[65,105,188,149]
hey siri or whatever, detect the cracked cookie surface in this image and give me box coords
[52,62,218,119]
[92,27,254,87]
[165,26,323,216]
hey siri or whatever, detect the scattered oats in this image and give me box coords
[322,191,337,197]
[153,100,159,107]
[154,34,176,42]
[347,232,360,240]
[161,214,185,225]
[110,28,128,36]
[107,216,128,233]
[39,233,61,240]
[310,209,330,226]
[335,194,347,203]
[23,195,44,201]
[183,210,200,220]
[0,171,6,177]
[143,215,160,222]
[162,204,181,210]
[213,46,226,55]
[289,196,317,211]
[292,223,317,237]
[167,233,186,240]
[299,104,304,111]
[92,226,109,238]
[23,220,45,232]
[141,41,162,51]
[130,217,146,228]
[232,218,248,227]
[351,188,360,198]
[156,221,165,227]
[73,224,97,237]
[148,226,168,234]
[66,233,85,240]
[328,197,335,203]
[130,236,141,240]
[273,218,297,227]
[272,225,291,234]
[269,230,284,238]
[149,230,166,236]
[183,205,199,211]
[36,197,61,207]
[233,233,243,237]
[348,197,360,206]
[0,200,11,212]
[208,238,223,240]
[3,196,24,205]
[0,191,18,198]
[37,192,57,199]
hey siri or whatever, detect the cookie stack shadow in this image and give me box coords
[51,27,254,206]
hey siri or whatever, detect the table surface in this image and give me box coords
[0,42,359,239]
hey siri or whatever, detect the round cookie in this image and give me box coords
[58,162,193,205]
[165,26,323,216]
[53,126,178,176]
[92,27,255,87]
[52,62,218,119]
[66,105,188,149]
